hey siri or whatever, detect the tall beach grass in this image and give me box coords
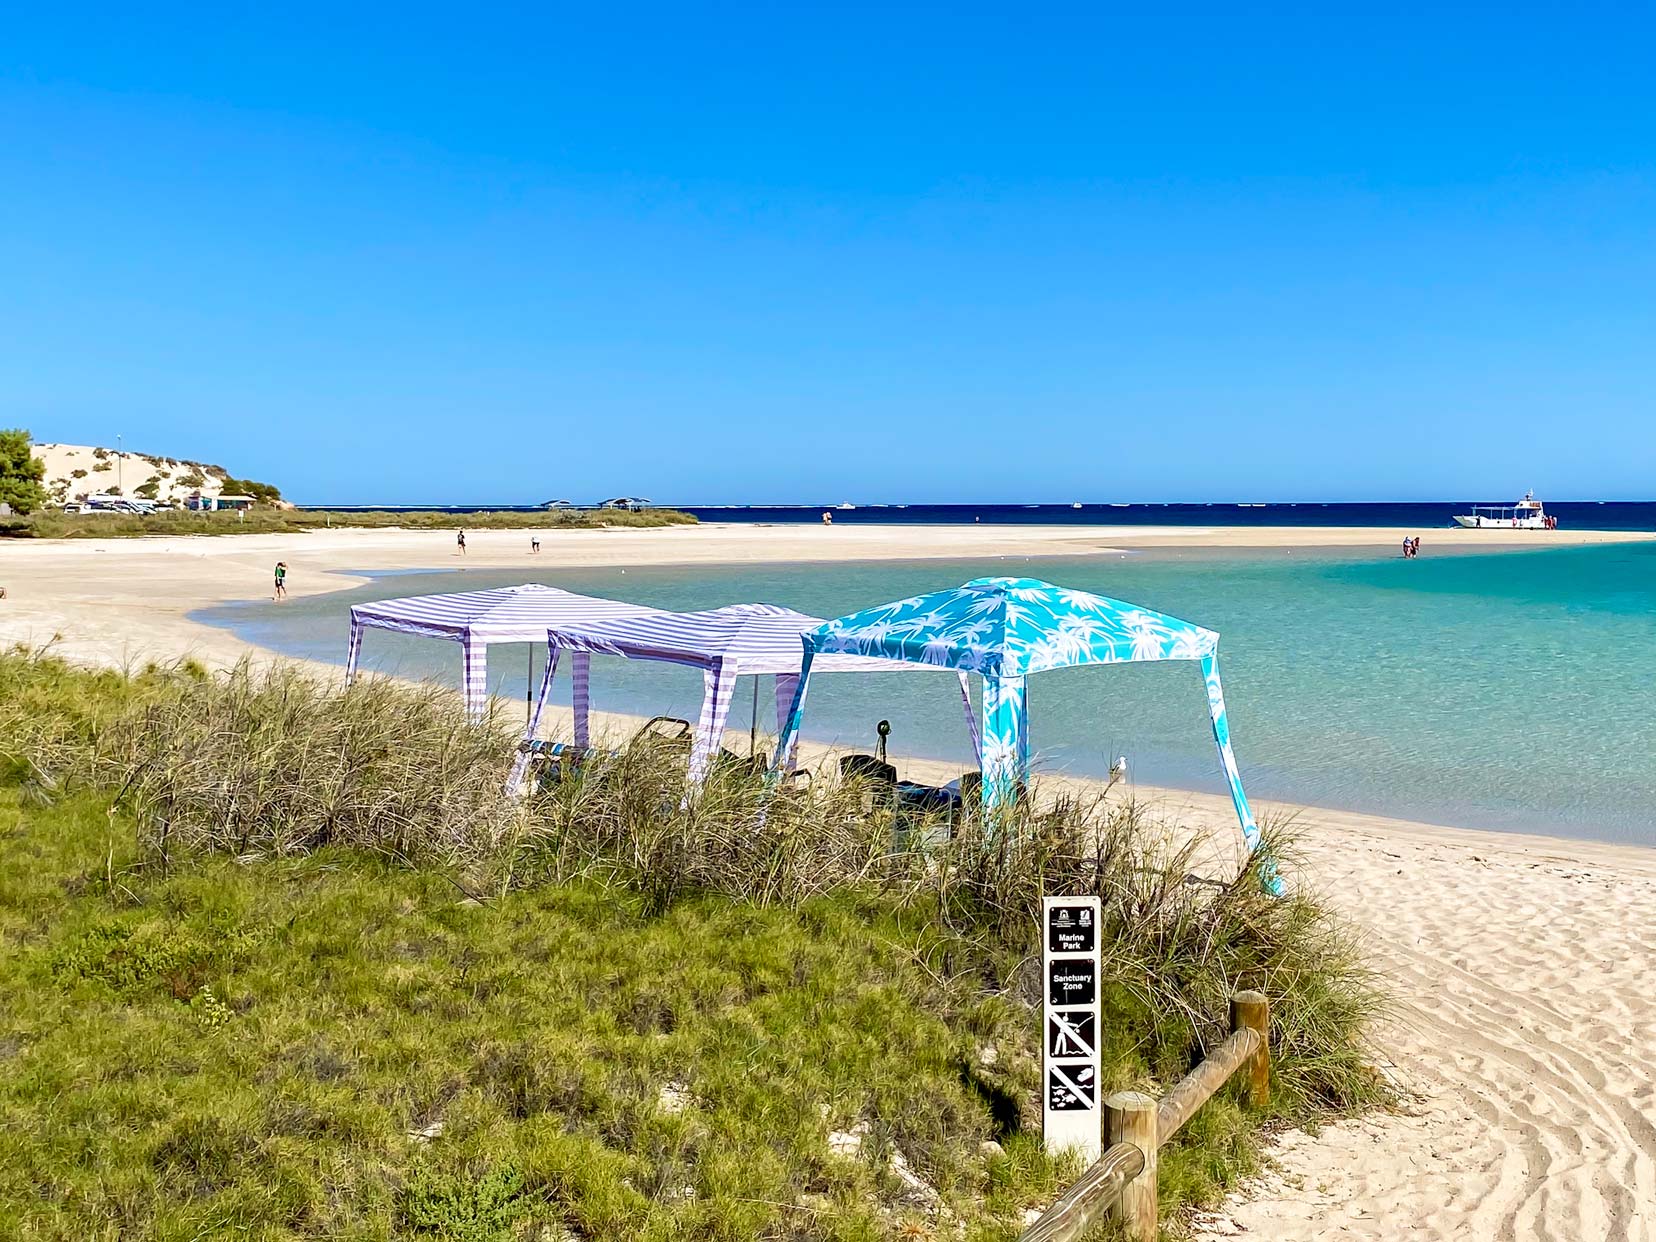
[0,648,1389,1237]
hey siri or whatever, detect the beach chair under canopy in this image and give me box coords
[513,602,981,789]
[771,576,1270,875]
[344,583,660,740]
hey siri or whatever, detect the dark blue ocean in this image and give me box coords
[306,500,1656,531]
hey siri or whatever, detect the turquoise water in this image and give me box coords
[196,543,1656,844]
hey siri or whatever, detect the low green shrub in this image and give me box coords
[400,1164,529,1240]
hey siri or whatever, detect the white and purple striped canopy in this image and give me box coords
[347,583,657,646]
[516,603,979,786]
[344,584,660,732]
[541,603,919,676]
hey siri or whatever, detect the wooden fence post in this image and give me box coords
[1105,1090,1157,1242]
[1230,990,1270,1108]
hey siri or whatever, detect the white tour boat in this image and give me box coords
[1453,492,1550,529]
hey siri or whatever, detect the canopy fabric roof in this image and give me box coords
[774,577,1270,885]
[541,603,933,676]
[512,603,979,788]
[807,577,1218,675]
[348,583,657,646]
[345,584,660,733]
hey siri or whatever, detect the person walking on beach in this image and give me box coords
[273,561,287,601]
[530,535,540,554]
[1403,536,1413,559]
[456,530,467,556]
[1412,536,1422,558]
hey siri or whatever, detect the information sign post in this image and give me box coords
[1042,895,1103,1161]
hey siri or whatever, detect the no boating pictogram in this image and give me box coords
[1047,1062,1096,1112]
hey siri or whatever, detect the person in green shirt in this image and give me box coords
[273,561,288,602]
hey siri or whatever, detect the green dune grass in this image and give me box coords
[0,651,1387,1240]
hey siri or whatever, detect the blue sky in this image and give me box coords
[3,6,1652,504]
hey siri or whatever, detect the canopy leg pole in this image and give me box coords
[344,619,364,687]
[689,658,738,789]
[750,674,760,757]
[506,645,561,795]
[462,635,487,722]
[572,652,592,748]
[957,671,981,766]
[1200,651,1279,894]
[981,673,1026,818]
[1018,677,1029,771]
[773,673,799,768]
[769,654,814,777]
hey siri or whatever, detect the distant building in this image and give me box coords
[185,493,255,512]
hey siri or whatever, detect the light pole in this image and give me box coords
[116,433,123,495]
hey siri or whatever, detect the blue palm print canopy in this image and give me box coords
[773,577,1273,888]
[808,577,1219,674]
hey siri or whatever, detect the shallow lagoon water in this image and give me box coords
[196,542,1656,845]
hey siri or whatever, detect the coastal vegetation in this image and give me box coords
[17,434,689,536]
[221,476,285,505]
[0,429,49,515]
[1,506,697,539]
[0,650,1386,1239]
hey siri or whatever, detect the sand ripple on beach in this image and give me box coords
[1194,821,1656,1242]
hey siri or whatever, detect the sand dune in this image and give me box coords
[33,441,248,508]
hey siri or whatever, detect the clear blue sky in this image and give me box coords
[3,6,1652,504]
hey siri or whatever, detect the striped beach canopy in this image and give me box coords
[773,577,1271,885]
[517,603,979,785]
[344,584,660,738]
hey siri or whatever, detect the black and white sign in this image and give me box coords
[1046,903,1097,954]
[1047,1063,1097,1112]
[1047,1010,1097,1060]
[1047,958,1097,1007]
[1042,895,1103,1161]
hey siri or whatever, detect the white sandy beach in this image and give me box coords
[3,520,1654,1241]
